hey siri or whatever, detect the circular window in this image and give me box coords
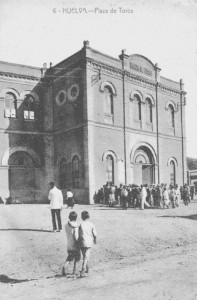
[68,83,80,102]
[56,90,67,106]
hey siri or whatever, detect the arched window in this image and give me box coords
[146,98,152,123]
[104,86,113,115]
[106,154,114,184]
[4,93,17,118]
[72,155,80,188]
[8,151,35,192]
[8,151,34,167]
[103,86,114,124]
[60,158,67,189]
[168,104,175,128]
[134,94,141,121]
[24,95,35,120]
[18,157,24,166]
[170,160,176,186]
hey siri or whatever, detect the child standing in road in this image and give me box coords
[62,211,80,276]
[79,211,97,277]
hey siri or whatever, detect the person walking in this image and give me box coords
[175,184,180,207]
[190,185,195,200]
[183,184,190,206]
[79,211,97,277]
[48,182,63,232]
[141,184,150,210]
[67,189,75,208]
[163,187,170,209]
[109,184,116,207]
[169,186,176,208]
[121,186,128,210]
[62,211,80,276]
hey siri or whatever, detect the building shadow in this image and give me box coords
[158,215,197,221]
[0,274,35,284]
[0,228,53,232]
[93,208,124,211]
[93,206,142,211]
[0,274,72,284]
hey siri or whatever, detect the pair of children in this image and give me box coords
[62,211,97,278]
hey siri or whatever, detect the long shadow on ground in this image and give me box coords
[0,229,52,232]
[0,274,75,284]
[93,207,128,210]
[158,215,197,221]
[94,207,155,211]
[0,275,36,284]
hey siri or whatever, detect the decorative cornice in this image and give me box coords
[42,66,84,86]
[158,83,180,96]
[86,58,182,96]
[0,71,40,83]
[125,70,156,88]
[0,59,182,97]
[86,58,122,77]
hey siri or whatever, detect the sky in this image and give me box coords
[0,0,197,157]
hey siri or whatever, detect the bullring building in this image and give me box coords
[0,41,187,203]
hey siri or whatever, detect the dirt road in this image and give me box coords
[0,200,197,299]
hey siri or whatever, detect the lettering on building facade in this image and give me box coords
[130,62,153,77]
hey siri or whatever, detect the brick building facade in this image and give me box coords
[0,41,187,203]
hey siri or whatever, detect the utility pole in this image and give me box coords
[155,63,161,184]
[180,79,185,186]
[121,50,127,185]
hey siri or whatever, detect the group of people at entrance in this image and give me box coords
[48,182,97,278]
[94,182,196,210]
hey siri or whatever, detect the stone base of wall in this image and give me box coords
[62,188,90,204]
[3,188,90,204]
[9,189,45,203]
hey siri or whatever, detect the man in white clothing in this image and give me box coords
[141,184,151,210]
[66,190,74,208]
[48,182,63,232]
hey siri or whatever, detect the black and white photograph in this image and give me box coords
[0,0,197,299]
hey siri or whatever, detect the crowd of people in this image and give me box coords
[94,182,196,210]
[47,180,196,278]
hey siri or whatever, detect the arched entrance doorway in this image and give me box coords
[132,145,156,185]
[8,151,36,202]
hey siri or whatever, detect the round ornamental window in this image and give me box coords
[56,90,67,106]
[68,83,80,102]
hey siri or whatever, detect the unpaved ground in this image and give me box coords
[0,199,197,299]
